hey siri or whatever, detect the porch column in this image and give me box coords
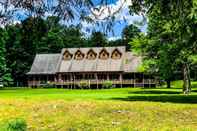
[38,75,40,87]
[58,74,61,82]
[88,79,91,89]
[107,73,109,80]
[119,73,122,88]
[54,75,57,82]
[82,73,85,80]
[95,74,98,89]
[46,75,49,83]
[73,73,75,89]
[58,74,62,88]
[70,74,73,89]
[33,76,35,87]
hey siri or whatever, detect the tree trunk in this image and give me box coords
[183,63,191,94]
[166,80,171,88]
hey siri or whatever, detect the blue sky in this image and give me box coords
[93,0,118,5]
[0,0,147,40]
[84,0,147,40]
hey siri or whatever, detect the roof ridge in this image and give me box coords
[62,46,126,49]
[36,53,61,55]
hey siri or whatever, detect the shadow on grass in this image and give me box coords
[192,90,197,93]
[128,90,181,94]
[111,94,197,104]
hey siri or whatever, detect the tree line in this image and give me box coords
[0,16,140,86]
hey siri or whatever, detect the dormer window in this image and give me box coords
[74,50,84,60]
[111,49,122,59]
[99,48,109,60]
[63,50,72,60]
[86,49,97,60]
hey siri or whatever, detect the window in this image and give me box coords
[111,49,122,59]
[63,50,72,60]
[74,50,84,60]
[86,49,97,60]
[99,49,109,60]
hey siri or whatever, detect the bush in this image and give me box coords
[5,118,27,131]
[78,81,89,89]
[40,81,55,88]
[102,81,113,89]
[42,83,55,88]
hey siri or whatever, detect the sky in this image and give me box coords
[0,0,147,40]
[82,0,147,40]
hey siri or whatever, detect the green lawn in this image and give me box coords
[0,81,197,131]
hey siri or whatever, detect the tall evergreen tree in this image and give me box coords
[90,31,107,47]
[0,28,12,86]
[122,24,140,50]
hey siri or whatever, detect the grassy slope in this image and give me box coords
[0,81,196,131]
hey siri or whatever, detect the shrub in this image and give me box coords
[5,118,27,131]
[40,81,55,88]
[102,81,113,89]
[42,83,55,88]
[78,81,89,89]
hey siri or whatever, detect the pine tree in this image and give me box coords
[0,28,12,86]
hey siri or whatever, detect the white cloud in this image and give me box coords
[85,0,144,28]
[90,0,133,21]
[108,36,121,41]
[80,0,146,36]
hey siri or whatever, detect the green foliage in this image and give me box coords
[137,59,157,73]
[79,81,89,89]
[4,17,86,86]
[5,118,27,131]
[41,83,55,89]
[122,24,141,50]
[90,31,107,47]
[130,0,197,91]
[189,55,197,64]
[130,33,147,54]
[102,81,113,89]
[0,28,12,86]
[107,39,123,47]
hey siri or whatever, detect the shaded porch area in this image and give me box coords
[28,72,156,88]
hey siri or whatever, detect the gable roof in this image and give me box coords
[27,46,142,75]
[27,54,61,75]
[58,46,125,72]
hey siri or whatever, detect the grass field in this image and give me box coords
[0,81,197,131]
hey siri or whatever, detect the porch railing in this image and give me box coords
[28,79,156,86]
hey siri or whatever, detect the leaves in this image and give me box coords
[0,28,12,86]
[129,0,197,90]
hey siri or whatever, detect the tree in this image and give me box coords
[39,28,64,53]
[0,28,12,86]
[108,39,123,47]
[130,0,197,93]
[90,31,107,47]
[122,24,140,50]
[4,16,89,86]
[62,26,86,48]
[4,17,48,85]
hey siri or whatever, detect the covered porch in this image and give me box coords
[28,72,156,88]
[27,72,155,88]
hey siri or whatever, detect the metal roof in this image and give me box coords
[58,46,125,72]
[27,54,61,75]
[27,46,142,74]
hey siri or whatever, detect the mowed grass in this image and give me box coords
[0,81,196,131]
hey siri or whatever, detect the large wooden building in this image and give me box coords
[27,46,155,88]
